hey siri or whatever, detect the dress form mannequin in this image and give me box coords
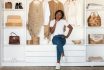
[28,0,43,44]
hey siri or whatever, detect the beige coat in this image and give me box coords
[28,0,43,36]
[44,1,64,40]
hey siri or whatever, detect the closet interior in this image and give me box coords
[0,0,104,66]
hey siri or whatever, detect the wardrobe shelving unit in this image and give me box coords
[86,9,104,11]
[2,0,27,66]
[85,0,104,64]
[0,0,104,66]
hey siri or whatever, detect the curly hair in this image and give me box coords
[55,10,64,19]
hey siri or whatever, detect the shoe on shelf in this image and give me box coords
[19,3,23,9]
[56,63,60,70]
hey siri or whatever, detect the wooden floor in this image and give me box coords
[0,67,104,70]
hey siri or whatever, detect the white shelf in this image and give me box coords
[4,45,26,47]
[3,27,26,29]
[86,27,104,29]
[2,44,85,47]
[86,44,104,46]
[85,0,104,66]
[69,44,86,46]
[4,9,24,11]
[3,44,86,47]
[86,9,104,11]
[71,26,85,29]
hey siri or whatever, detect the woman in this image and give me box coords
[50,10,73,69]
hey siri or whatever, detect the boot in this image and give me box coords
[15,3,19,9]
[19,3,23,9]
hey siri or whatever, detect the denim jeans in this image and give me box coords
[52,35,66,61]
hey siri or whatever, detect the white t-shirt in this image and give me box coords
[50,19,69,36]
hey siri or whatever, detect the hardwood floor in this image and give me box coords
[0,67,104,70]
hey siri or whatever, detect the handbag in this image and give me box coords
[87,12,101,27]
[6,15,22,27]
[88,34,104,44]
[9,32,20,45]
[5,2,12,9]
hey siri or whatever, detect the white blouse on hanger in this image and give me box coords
[64,0,77,26]
[64,0,83,26]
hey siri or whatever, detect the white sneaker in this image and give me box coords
[61,56,67,63]
[56,63,60,70]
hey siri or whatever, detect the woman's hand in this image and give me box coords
[65,24,73,38]
[61,35,67,39]
[54,20,58,26]
[62,35,68,38]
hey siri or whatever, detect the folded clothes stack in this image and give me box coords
[88,56,104,62]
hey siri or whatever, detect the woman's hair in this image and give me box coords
[55,10,64,19]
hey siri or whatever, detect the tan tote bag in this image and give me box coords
[6,15,22,27]
[87,12,101,27]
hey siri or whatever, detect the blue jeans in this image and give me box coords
[52,35,66,61]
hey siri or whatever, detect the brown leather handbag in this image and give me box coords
[9,32,20,45]
[87,12,101,27]
[5,2,12,9]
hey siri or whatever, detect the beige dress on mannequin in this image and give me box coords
[28,0,43,36]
